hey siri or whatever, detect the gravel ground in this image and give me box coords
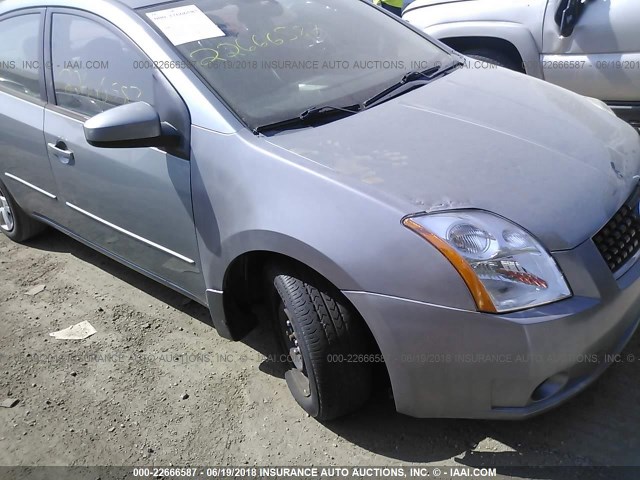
[0,229,639,474]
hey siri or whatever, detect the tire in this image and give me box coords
[267,263,373,421]
[464,49,523,72]
[0,180,46,243]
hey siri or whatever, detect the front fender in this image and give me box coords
[403,14,544,78]
[190,126,477,312]
[220,230,359,292]
[432,22,542,77]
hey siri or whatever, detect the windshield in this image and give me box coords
[141,0,453,130]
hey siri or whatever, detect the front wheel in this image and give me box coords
[267,263,373,421]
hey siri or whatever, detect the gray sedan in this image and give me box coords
[1,0,639,420]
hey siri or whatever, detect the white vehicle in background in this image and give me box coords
[403,0,640,127]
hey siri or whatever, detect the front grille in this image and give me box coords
[593,194,640,273]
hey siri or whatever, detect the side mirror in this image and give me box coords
[556,0,583,38]
[83,102,180,149]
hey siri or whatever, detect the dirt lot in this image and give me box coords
[1,229,639,474]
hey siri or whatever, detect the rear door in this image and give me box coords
[0,9,59,218]
[542,0,640,102]
[43,9,205,300]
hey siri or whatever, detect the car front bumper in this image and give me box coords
[344,240,640,419]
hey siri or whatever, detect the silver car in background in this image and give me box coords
[1,0,640,420]
[403,0,640,127]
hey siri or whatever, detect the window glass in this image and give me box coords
[142,0,453,129]
[52,14,154,116]
[0,14,41,98]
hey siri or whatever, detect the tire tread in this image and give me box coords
[269,263,372,420]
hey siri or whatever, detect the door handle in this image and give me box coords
[47,141,74,165]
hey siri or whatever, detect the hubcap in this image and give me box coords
[0,193,14,232]
[278,304,311,397]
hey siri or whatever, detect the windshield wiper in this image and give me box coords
[363,61,463,109]
[253,104,361,134]
[299,104,361,121]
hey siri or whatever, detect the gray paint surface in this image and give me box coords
[267,66,640,251]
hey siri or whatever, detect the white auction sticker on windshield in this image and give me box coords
[147,5,225,46]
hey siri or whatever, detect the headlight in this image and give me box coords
[403,211,572,313]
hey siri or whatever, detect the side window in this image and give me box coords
[51,14,154,117]
[0,14,41,99]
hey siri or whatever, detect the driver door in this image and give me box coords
[541,0,640,102]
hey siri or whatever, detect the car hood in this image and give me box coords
[265,66,640,251]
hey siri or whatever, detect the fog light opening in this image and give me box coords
[531,372,569,402]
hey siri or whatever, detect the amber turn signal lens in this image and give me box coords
[403,218,497,313]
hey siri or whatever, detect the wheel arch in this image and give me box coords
[205,229,360,342]
[212,248,391,393]
[212,241,360,339]
[423,22,543,77]
[442,36,526,72]
[212,241,382,350]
